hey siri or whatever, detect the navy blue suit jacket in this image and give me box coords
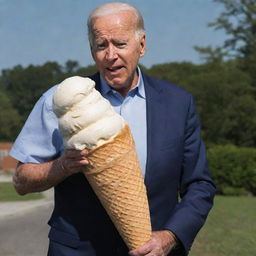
[48,72,215,256]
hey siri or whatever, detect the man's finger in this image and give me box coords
[129,240,153,256]
[65,149,89,158]
[66,158,89,168]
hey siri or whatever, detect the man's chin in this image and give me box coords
[106,79,124,89]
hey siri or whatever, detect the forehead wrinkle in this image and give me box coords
[92,12,136,39]
[92,28,132,44]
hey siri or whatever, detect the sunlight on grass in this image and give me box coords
[190,196,256,256]
[0,182,43,201]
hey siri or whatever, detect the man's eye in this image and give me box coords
[96,43,106,50]
[116,43,126,48]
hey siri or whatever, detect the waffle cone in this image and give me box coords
[83,124,152,250]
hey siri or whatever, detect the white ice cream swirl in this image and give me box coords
[53,76,125,150]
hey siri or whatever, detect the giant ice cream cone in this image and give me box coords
[53,76,152,249]
[85,124,151,249]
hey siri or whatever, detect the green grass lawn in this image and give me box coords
[190,196,256,256]
[0,182,43,201]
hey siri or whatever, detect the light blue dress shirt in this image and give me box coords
[100,67,147,176]
[10,68,147,176]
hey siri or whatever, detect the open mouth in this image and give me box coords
[106,66,124,72]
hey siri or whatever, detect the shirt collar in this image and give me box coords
[100,66,145,99]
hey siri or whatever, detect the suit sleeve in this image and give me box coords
[163,95,216,255]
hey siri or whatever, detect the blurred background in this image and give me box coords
[0,0,255,255]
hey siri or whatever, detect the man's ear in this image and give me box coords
[90,44,95,59]
[90,45,97,62]
[139,34,146,57]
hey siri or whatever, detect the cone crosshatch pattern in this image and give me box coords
[84,124,152,249]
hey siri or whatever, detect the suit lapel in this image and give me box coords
[142,73,166,187]
[90,72,101,92]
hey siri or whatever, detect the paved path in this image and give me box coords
[0,202,53,256]
[0,173,54,255]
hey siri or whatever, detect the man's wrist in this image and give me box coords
[164,230,180,249]
[56,157,69,177]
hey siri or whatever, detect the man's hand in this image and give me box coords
[129,230,177,256]
[57,149,90,175]
[13,149,90,195]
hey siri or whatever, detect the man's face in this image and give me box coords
[90,11,146,95]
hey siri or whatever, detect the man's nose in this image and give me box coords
[105,45,118,60]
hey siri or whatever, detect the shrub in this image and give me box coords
[208,145,256,195]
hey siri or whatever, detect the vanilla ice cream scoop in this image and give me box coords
[53,76,125,150]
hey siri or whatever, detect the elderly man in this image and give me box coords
[10,2,215,256]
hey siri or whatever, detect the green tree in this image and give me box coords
[208,144,256,195]
[2,62,63,123]
[180,61,256,147]
[194,46,227,63]
[0,90,21,141]
[147,62,198,85]
[65,60,80,73]
[75,64,98,77]
[0,61,99,128]
[210,0,256,57]
[196,0,256,80]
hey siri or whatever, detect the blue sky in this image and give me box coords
[0,0,227,71]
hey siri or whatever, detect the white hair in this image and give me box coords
[87,2,145,46]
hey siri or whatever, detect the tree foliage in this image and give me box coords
[196,0,256,80]
[1,61,97,125]
[0,89,21,141]
[208,144,256,195]
[210,0,256,58]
